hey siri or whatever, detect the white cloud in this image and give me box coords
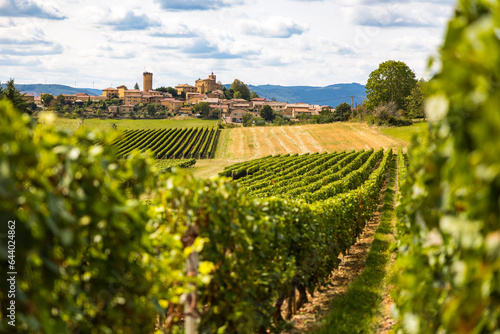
[0,0,456,87]
[0,25,63,56]
[155,0,241,11]
[241,16,308,38]
[0,0,66,19]
[101,10,161,31]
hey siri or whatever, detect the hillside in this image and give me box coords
[192,122,408,178]
[7,82,366,107]
[0,83,102,97]
[225,83,366,107]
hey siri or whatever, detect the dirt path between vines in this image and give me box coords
[375,165,398,334]
[285,158,397,334]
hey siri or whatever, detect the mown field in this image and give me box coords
[193,122,423,178]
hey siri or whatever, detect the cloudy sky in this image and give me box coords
[0,0,456,89]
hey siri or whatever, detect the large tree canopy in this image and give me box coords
[230,79,250,100]
[335,102,352,122]
[259,105,275,122]
[193,102,211,118]
[365,60,417,111]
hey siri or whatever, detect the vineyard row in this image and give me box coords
[113,126,220,159]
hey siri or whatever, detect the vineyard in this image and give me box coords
[2,1,500,333]
[0,100,396,333]
[112,126,220,159]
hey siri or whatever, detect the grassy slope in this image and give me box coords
[380,121,427,143]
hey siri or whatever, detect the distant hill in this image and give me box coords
[0,83,102,97]
[4,82,366,107]
[224,83,366,107]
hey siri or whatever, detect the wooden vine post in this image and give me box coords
[183,224,200,334]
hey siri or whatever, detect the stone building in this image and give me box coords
[195,72,223,94]
[143,72,153,92]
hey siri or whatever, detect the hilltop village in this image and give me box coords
[26,72,335,124]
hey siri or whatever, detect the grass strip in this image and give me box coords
[314,156,397,334]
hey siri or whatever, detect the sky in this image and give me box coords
[0,0,456,89]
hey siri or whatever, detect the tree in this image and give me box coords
[134,82,140,90]
[230,79,250,100]
[404,78,427,120]
[242,112,253,127]
[147,104,156,116]
[273,115,289,126]
[365,60,417,111]
[193,102,210,118]
[251,116,266,126]
[156,86,178,97]
[56,94,65,106]
[0,79,31,114]
[223,87,234,100]
[250,91,259,99]
[317,108,334,124]
[335,102,352,122]
[259,105,275,122]
[233,91,242,99]
[41,93,54,108]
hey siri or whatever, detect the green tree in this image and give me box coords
[223,87,234,100]
[273,115,289,126]
[335,102,352,122]
[259,105,275,122]
[56,94,65,106]
[404,78,427,120]
[242,112,253,127]
[193,102,210,118]
[250,91,259,99]
[230,79,250,100]
[0,79,31,114]
[251,116,266,126]
[233,91,242,99]
[156,86,178,97]
[41,93,54,108]
[365,60,417,111]
[147,104,156,116]
[134,82,140,90]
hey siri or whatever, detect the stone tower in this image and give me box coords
[143,72,153,92]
